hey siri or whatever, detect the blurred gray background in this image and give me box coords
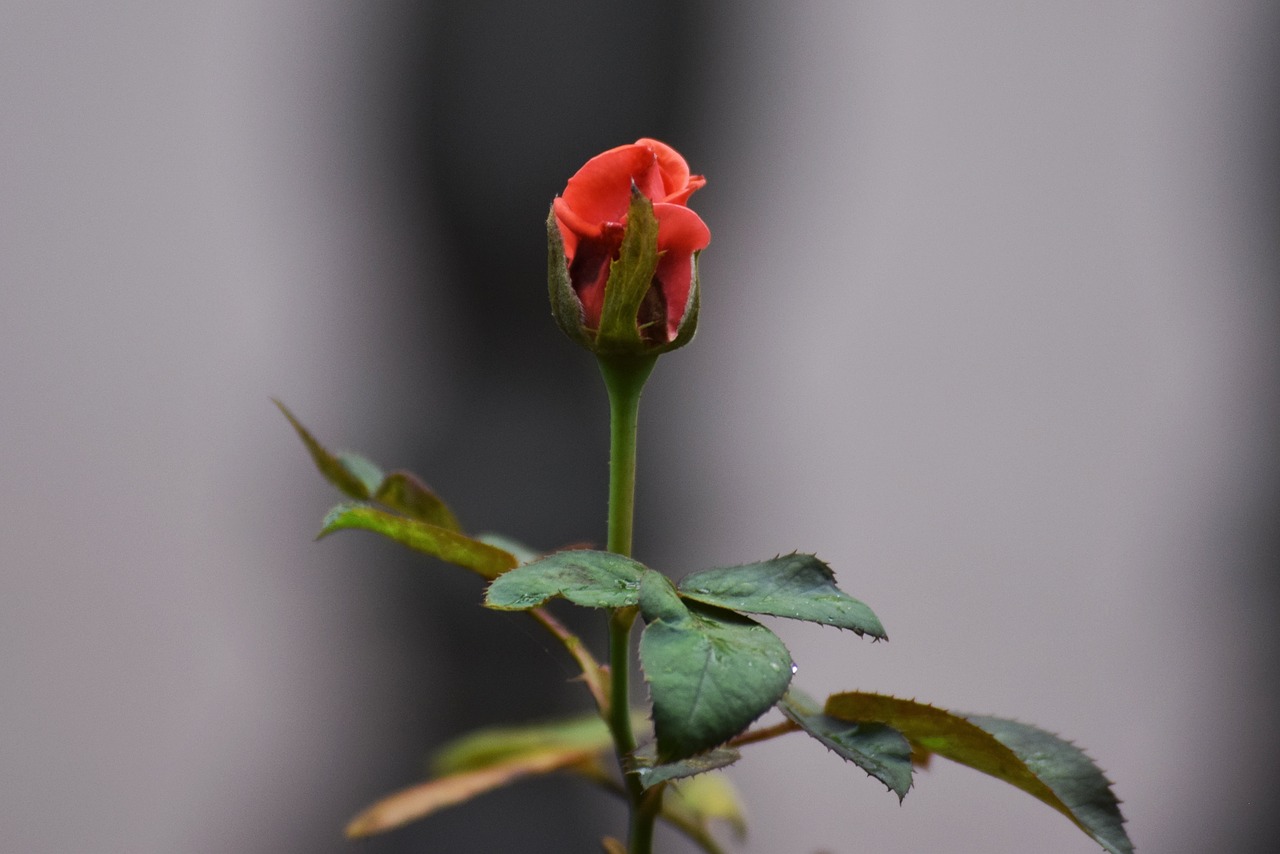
[3,2,1278,852]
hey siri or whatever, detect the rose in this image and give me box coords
[548,139,710,353]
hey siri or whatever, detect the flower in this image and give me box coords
[548,139,710,353]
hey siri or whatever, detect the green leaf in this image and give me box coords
[778,689,912,800]
[825,693,1131,854]
[485,549,646,610]
[639,573,794,760]
[964,715,1131,854]
[319,503,517,579]
[431,713,617,776]
[678,553,886,638]
[596,187,660,352]
[630,746,741,790]
[274,399,380,500]
[637,568,687,624]
[373,470,461,532]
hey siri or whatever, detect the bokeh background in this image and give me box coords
[3,2,1278,852]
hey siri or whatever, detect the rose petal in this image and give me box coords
[662,173,706,206]
[566,232,622,331]
[654,203,711,254]
[635,138,691,198]
[560,144,661,229]
[653,204,711,340]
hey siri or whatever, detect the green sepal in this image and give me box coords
[274,399,379,499]
[547,207,592,348]
[484,549,646,610]
[678,553,886,638]
[629,745,741,790]
[373,470,461,532]
[639,585,794,760]
[825,693,1131,854]
[778,689,912,800]
[319,502,517,579]
[595,187,660,353]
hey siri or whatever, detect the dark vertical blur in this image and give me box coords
[1230,4,1280,850]
[302,3,716,851]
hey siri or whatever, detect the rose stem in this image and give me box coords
[598,353,659,854]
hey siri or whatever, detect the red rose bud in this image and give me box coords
[548,139,710,354]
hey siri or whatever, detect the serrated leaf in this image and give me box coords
[596,188,659,352]
[640,574,794,760]
[345,747,597,837]
[431,713,629,776]
[778,689,912,800]
[485,550,646,610]
[964,715,1131,854]
[373,470,461,531]
[665,771,747,843]
[319,503,517,578]
[630,746,741,790]
[825,693,1131,854]
[678,553,886,638]
[274,399,379,499]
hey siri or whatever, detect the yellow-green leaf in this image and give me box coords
[274,399,379,499]
[345,747,597,837]
[430,713,618,776]
[665,772,748,843]
[319,503,516,578]
[373,470,461,531]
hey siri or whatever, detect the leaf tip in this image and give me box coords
[344,806,385,839]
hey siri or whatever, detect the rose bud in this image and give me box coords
[548,139,710,355]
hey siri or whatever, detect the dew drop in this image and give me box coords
[790,662,799,675]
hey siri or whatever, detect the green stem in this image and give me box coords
[597,354,658,854]
[600,355,656,557]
